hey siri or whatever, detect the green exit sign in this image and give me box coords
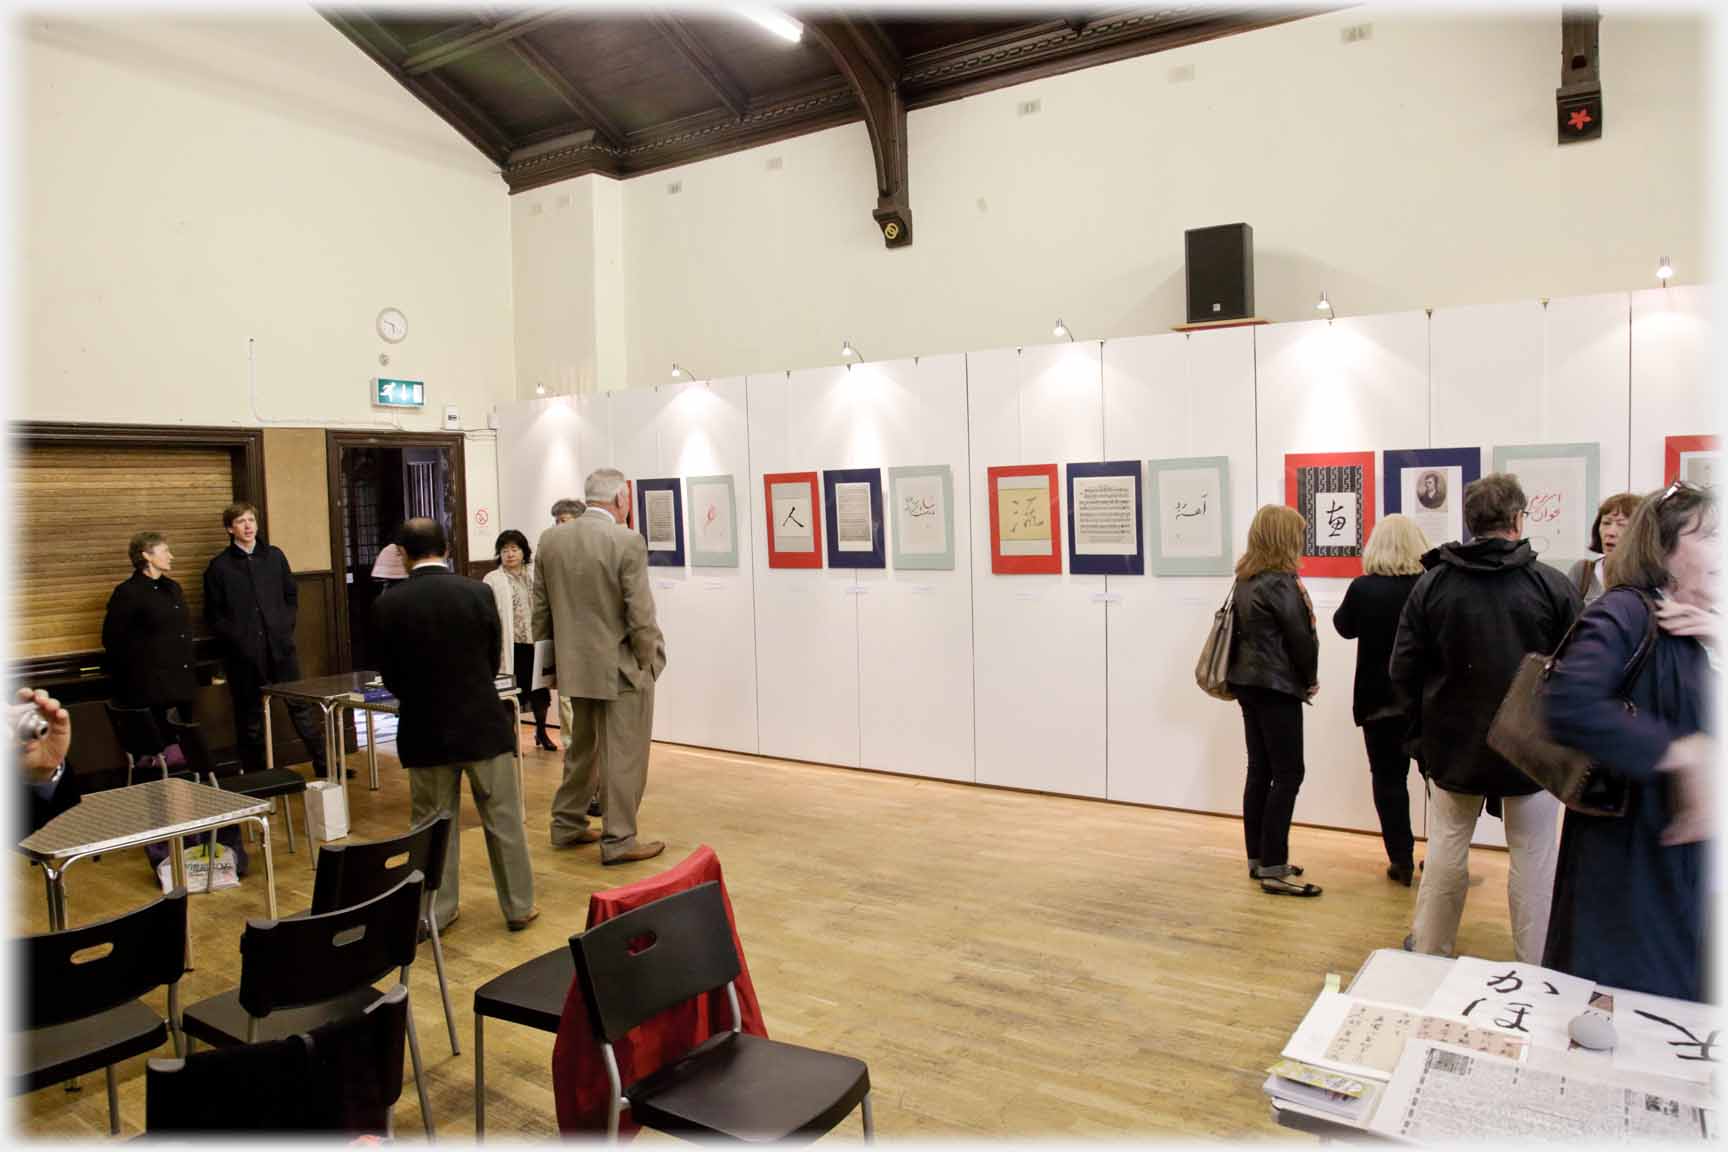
[374,378,425,408]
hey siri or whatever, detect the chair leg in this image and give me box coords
[283,799,296,854]
[105,1065,120,1136]
[428,913,460,1055]
[861,1092,874,1143]
[474,1013,485,1141]
[407,994,435,1141]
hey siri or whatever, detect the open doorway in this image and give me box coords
[326,431,467,673]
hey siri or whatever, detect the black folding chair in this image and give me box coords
[104,703,192,786]
[310,811,458,1054]
[179,873,434,1139]
[146,984,410,1137]
[14,888,188,1136]
[168,717,309,854]
[571,881,873,1143]
[472,943,575,1138]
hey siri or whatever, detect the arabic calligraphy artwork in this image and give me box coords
[1066,460,1144,576]
[686,474,738,568]
[987,463,1061,575]
[1664,434,1718,488]
[1148,456,1232,576]
[1491,443,1600,568]
[763,471,822,569]
[822,468,886,569]
[889,465,955,571]
[1384,448,1481,548]
[634,477,685,567]
[1285,452,1375,577]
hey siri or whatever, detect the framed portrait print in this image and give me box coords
[1285,451,1376,578]
[1147,456,1231,576]
[888,465,955,571]
[686,474,738,568]
[822,467,885,569]
[763,471,822,569]
[1383,447,1481,548]
[635,477,685,567]
[1492,442,1600,568]
[1066,460,1144,576]
[987,463,1061,575]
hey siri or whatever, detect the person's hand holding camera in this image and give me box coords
[15,688,71,783]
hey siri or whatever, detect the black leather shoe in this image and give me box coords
[1387,863,1415,887]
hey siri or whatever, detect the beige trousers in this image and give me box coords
[1410,785,1560,963]
[559,693,601,810]
[552,682,655,862]
[409,752,535,929]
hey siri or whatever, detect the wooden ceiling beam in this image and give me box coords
[401,10,563,75]
[505,38,625,149]
[806,16,912,248]
[648,14,749,121]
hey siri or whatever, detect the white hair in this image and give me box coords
[584,468,628,505]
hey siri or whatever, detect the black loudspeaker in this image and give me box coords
[1184,223,1255,324]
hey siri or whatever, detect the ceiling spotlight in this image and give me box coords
[739,6,802,43]
[535,381,546,396]
[840,340,862,361]
[1053,319,1074,342]
[671,363,687,380]
[1316,291,1334,319]
[1657,256,1674,284]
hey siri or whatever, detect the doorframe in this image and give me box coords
[324,430,468,672]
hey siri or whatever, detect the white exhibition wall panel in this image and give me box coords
[1630,286,1716,491]
[852,355,976,782]
[1253,313,1429,836]
[1544,293,1633,496]
[1101,328,1261,815]
[651,379,759,754]
[969,342,1108,797]
[1430,299,1544,471]
[494,395,584,550]
[748,370,862,768]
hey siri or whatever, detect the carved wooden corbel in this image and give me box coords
[806,16,913,248]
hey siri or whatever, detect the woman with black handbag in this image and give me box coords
[1543,482,1716,1000]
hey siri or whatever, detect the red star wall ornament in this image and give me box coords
[1567,107,1592,130]
[1555,89,1603,144]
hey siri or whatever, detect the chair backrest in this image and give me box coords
[163,718,220,778]
[238,873,424,1018]
[20,888,188,1030]
[104,702,165,760]
[145,985,408,1135]
[310,811,453,912]
[569,881,741,1044]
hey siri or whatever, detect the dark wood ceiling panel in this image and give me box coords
[440,47,576,137]
[873,16,1034,59]
[371,15,484,53]
[521,18,713,135]
[665,17,842,101]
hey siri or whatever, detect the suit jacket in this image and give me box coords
[532,508,666,701]
[370,565,514,768]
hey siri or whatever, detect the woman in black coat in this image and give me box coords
[1333,515,1428,886]
[1228,504,1321,897]
[1544,483,1716,1001]
[102,531,198,731]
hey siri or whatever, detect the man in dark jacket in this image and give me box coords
[202,502,327,777]
[371,518,536,932]
[1391,473,1580,962]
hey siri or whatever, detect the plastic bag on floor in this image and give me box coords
[156,840,240,894]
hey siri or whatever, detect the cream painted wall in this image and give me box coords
[19,12,515,436]
[508,6,1708,392]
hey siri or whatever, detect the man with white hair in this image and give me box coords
[532,468,667,864]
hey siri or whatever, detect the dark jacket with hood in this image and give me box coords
[1227,571,1318,700]
[1389,536,1579,796]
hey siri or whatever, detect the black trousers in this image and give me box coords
[511,642,552,733]
[1361,717,1416,868]
[227,650,326,775]
[1237,685,1306,869]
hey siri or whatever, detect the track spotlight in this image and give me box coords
[535,381,546,396]
[1316,291,1334,320]
[1657,256,1674,284]
[840,340,862,361]
[1053,319,1074,342]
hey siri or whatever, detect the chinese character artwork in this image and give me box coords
[1284,452,1375,577]
[1614,988,1724,1085]
[763,472,822,569]
[988,463,1062,574]
[1424,957,1593,1050]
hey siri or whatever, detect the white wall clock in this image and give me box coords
[376,307,408,344]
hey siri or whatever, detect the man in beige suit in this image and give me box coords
[533,469,667,864]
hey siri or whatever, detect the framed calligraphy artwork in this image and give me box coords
[1491,443,1600,568]
[1285,452,1376,578]
[1383,447,1481,549]
[762,471,822,570]
[987,463,1061,575]
[1066,460,1144,576]
[888,465,954,571]
[822,467,885,569]
[1147,456,1232,576]
[686,474,738,568]
[1664,434,1718,488]
[634,477,685,568]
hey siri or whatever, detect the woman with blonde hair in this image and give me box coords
[1334,514,1429,885]
[1228,505,1321,896]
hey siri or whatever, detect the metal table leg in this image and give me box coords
[169,837,193,970]
[366,710,380,791]
[263,691,275,773]
[43,864,67,931]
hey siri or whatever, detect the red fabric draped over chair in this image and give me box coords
[550,845,769,1137]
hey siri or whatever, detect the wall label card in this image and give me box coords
[889,465,955,571]
[1665,434,1718,488]
[822,467,885,569]
[1147,456,1231,576]
[1285,452,1375,578]
[987,463,1061,575]
[1066,460,1144,575]
[1492,443,1600,568]
[763,471,821,569]
[687,474,738,568]
[1384,447,1480,548]
[634,477,685,567]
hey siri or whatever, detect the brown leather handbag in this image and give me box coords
[1195,585,1237,702]
[1486,589,1657,817]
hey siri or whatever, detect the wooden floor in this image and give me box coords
[14,736,1517,1140]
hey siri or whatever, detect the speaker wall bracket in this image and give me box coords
[1556,6,1602,144]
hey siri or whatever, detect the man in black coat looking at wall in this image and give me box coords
[203,501,328,778]
[1391,473,1580,963]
